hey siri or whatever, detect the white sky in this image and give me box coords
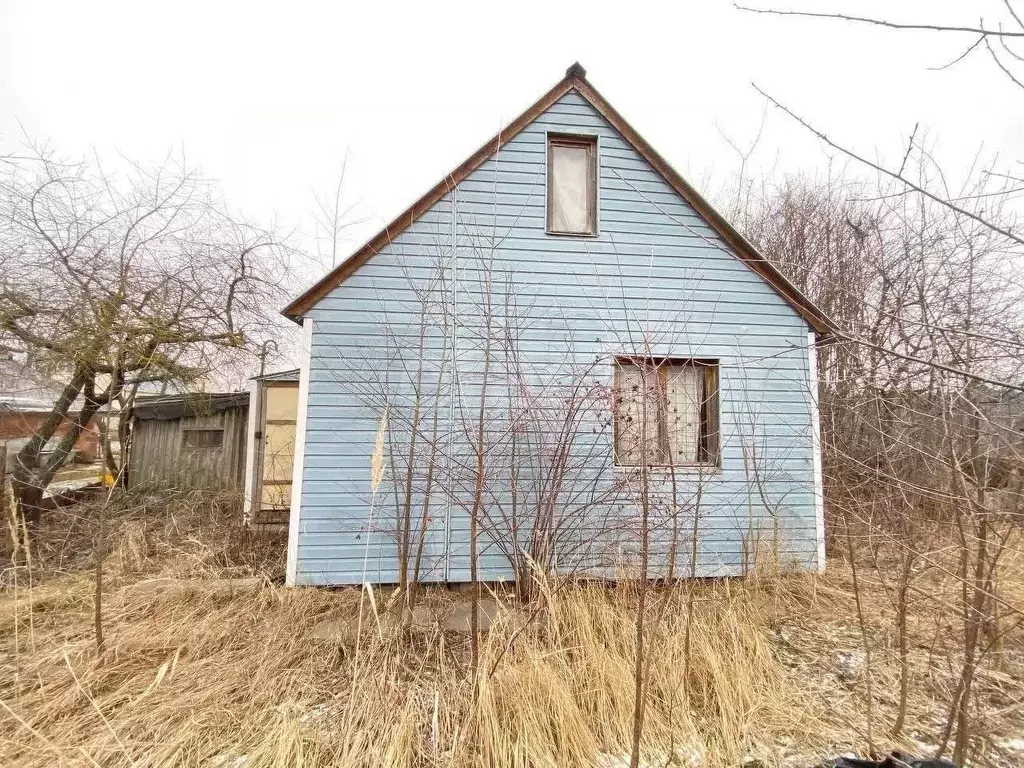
[3,0,1022,293]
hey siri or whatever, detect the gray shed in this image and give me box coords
[127,392,249,491]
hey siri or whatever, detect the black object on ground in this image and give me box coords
[816,752,958,768]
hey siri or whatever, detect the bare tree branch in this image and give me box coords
[751,83,1024,249]
[735,4,1024,37]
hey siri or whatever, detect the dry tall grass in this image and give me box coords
[2,497,1023,767]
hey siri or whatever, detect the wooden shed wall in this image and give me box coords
[128,406,248,491]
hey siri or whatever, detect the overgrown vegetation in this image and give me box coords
[1,495,1024,767]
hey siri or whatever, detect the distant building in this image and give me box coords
[0,355,100,467]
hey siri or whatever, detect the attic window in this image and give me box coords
[613,358,720,468]
[547,134,597,235]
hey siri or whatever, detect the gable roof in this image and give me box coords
[253,368,300,383]
[283,64,832,336]
[131,391,248,422]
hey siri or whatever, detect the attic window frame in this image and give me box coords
[546,133,599,236]
[612,356,721,470]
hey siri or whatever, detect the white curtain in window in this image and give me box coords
[666,365,701,463]
[615,363,663,465]
[550,143,591,232]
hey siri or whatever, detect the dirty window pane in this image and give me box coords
[614,361,664,466]
[182,429,224,450]
[666,365,701,463]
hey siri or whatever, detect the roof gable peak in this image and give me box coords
[565,61,587,80]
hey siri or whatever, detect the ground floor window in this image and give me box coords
[613,357,719,468]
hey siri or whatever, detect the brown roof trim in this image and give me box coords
[282,64,833,336]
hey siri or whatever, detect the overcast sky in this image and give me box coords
[3,0,1021,290]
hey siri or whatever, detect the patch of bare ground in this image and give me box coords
[1,496,1022,767]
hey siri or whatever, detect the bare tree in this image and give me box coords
[312,155,367,271]
[0,144,290,519]
[741,155,1024,758]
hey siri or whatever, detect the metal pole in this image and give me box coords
[258,339,278,378]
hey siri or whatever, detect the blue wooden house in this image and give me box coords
[281,65,831,587]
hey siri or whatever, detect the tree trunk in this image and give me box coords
[629,378,653,768]
[12,366,89,522]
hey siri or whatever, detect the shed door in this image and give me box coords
[258,383,298,523]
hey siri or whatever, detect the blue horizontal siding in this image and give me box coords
[292,89,819,586]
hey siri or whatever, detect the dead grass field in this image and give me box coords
[2,496,1023,768]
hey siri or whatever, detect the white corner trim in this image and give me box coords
[807,331,826,571]
[241,379,260,525]
[285,317,314,586]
